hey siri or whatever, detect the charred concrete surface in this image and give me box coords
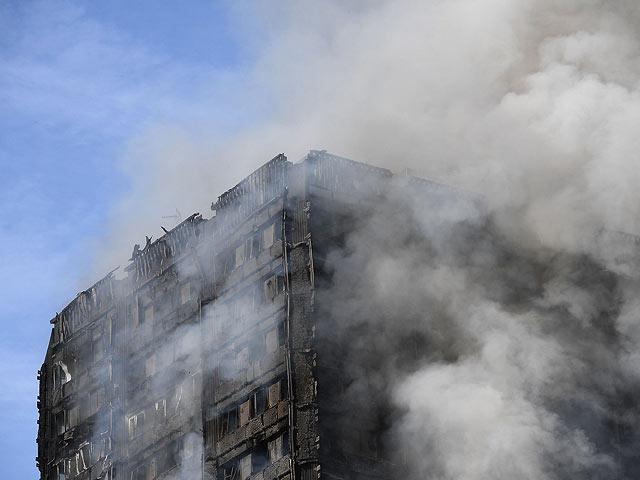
[37,151,640,480]
[36,152,398,480]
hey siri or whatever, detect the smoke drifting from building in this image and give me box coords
[40,1,640,479]
[38,152,640,480]
[318,172,640,479]
[101,0,640,272]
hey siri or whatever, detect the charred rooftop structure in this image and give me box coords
[37,151,640,480]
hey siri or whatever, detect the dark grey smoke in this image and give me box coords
[314,177,640,479]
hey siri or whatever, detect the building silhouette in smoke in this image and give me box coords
[38,151,429,480]
[36,150,640,480]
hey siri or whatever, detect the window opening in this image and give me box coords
[181,282,191,304]
[128,411,145,439]
[263,224,275,249]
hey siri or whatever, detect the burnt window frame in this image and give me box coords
[128,410,146,440]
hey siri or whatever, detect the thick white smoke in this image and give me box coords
[243,0,640,256]
[101,0,640,268]
[94,1,640,478]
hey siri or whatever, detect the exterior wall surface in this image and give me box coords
[36,151,478,480]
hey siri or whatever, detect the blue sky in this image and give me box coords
[0,1,256,477]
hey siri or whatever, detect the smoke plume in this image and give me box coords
[91,1,640,479]
[100,0,640,265]
[315,178,638,478]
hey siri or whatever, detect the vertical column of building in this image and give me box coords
[116,216,206,480]
[36,362,48,476]
[203,203,291,480]
[201,157,293,480]
[285,163,320,480]
[301,151,396,480]
[37,273,119,480]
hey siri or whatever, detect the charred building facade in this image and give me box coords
[36,149,640,480]
[37,151,446,480]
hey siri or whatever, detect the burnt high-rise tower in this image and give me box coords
[36,151,639,480]
[37,151,436,480]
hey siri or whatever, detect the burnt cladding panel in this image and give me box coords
[213,154,288,234]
